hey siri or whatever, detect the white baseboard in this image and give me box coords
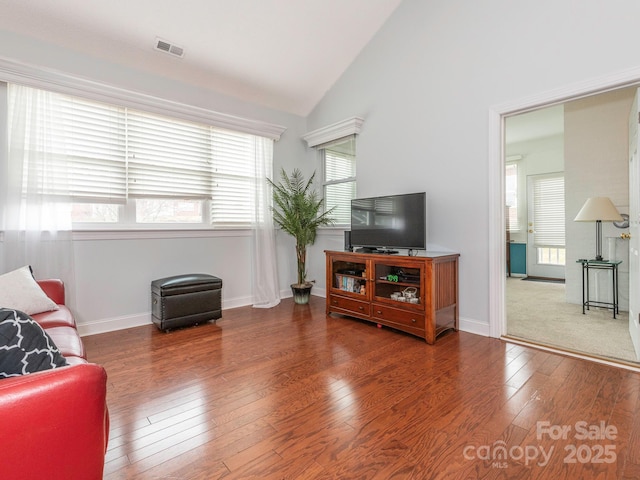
[78,295,253,336]
[77,293,488,339]
[223,296,253,309]
[459,316,490,337]
[312,287,326,298]
[280,288,292,299]
[78,312,152,337]
[280,286,327,299]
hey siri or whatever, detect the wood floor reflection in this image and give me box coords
[83,296,640,479]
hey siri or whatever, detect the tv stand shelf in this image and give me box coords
[325,250,459,344]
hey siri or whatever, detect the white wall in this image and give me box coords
[72,233,253,333]
[505,134,565,244]
[307,0,640,335]
[565,88,634,308]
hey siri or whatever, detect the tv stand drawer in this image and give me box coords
[372,304,425,329]
[328,294,370,317]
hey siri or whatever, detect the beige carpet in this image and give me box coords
[506,277,639,364]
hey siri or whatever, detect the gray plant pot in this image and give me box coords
[291,284,312,304]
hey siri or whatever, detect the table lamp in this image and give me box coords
[574,197,623,261]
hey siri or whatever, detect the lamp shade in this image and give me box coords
[574,197,623,222]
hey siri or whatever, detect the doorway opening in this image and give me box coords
[489,71,640,367]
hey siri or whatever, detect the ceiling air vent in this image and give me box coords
[154,37,184,58]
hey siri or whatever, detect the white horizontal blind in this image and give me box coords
[325,181,356,224]
[210,129,256,226]
[9,85,127,203]
[533,174,565,247]
[325,151,355,182]
[127,110,213,199]
[9,84,270,226]
[322,135,356,224]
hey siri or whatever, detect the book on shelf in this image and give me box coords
[335,274,361,293]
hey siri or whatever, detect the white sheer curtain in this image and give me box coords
[3,84,75,295]
[251,137,280,308]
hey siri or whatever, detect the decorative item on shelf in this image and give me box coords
[268,168,335,304]
[403,287,417,299]
[389,287,420,304]
[403,287,419,303]
[574,197,623,261]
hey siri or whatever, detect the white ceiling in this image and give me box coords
[0,0,402,116]
[505,104,565,145]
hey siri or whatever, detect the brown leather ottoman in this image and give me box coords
[151,273,222,331]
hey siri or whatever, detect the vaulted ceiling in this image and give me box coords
[0,0,403,116]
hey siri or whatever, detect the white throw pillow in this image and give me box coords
[0,266,59,315]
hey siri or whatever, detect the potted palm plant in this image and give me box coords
[269,168,335,304]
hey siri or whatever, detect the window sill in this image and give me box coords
[3,226,345,242]
[72,228,252,241]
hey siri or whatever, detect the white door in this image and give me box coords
[526,173,566,279]
[628,90,640,360]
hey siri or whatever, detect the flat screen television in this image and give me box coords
[350,192,427,253]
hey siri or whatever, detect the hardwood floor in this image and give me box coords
[83,296,640,479]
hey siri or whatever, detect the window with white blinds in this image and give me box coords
[8,87,128,203]
[532,174,565,247]
[127,110,213,199]
[8,84,269,227]
[321,135,356,225]
[210,129,258,226]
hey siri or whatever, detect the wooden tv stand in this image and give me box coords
[325,250,459,344]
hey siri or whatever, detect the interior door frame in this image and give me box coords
[488,68,640,339]
[628,91,640,359]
